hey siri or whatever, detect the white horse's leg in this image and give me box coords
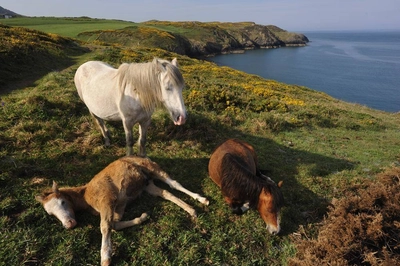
[145,180,197,218]
[122,119,135,156]
[91,112,111,146]
[137,119,151,157]
[113,212,149,230]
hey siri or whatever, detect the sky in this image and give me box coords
[2,0,400,32]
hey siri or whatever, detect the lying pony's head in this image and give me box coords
[35,181,77,229]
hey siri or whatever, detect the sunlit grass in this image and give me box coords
[1,17,137,37]
[0,23,399,265]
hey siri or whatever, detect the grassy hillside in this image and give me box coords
[0,24,88,91]
[0,21,399,265]
[81,20,308,56]
[2,17,308,56]
[0,16,137,37]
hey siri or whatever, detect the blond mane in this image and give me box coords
[116,58,184,113]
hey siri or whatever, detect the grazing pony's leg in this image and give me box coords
[145,180,197,218]
[224,197,250,215]
[241,202,250,212]
[91,112,111,146]
[137,119,151,157]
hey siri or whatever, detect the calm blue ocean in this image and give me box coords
[210,31,400,113]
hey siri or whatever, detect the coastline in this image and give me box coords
[203,43,307,58]
[209,30,400,113]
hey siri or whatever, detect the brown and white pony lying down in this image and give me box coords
[36,156,209,266]
[208,138,284,234]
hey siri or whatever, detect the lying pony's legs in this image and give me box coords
[99,208,113,266]
[145,161,209,206]
[145,180,197,218]
[113,213,149,230]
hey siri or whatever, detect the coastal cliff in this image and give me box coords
[78,21,309,57]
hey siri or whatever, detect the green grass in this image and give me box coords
[0,17,137,37]
[1,20,400,265]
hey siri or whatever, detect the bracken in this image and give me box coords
[289,168,400,266]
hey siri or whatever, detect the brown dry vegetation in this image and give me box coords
[290,168,400,266]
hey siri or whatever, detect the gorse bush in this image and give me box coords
[183,64,304,114]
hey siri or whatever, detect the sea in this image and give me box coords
[209,31,400,113]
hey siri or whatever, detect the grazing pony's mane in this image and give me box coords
[116,58,185,113]
[221,153,284,210]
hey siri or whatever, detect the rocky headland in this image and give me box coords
[79,21,309,57]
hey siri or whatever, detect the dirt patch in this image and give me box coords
[290,168,400,266]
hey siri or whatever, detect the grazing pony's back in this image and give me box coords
[208,139,284,234]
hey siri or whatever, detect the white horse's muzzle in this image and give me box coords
[174,114,186,125]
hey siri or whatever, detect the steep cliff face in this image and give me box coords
[172,22,309,56]
[266,25,309,45]
[228,24,284,49]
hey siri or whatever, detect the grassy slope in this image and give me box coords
[0,17,137,37]
[1,19,399,265]
[0,23,88,91]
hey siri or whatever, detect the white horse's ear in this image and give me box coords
[171,58,178,67]
[52,181,59,193]
[154,58,167,72]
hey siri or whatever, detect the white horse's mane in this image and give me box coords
[116,58,184,113]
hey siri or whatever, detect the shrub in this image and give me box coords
[290,168,400,266]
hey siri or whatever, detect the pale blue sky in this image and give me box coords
[2,0,399,32]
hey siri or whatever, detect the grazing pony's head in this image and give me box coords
[35,181,77,229]
[257,176,284,234]
[221,153,284,234]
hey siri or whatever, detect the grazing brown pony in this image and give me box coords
[208,139,284,234]
[36,156,209,266]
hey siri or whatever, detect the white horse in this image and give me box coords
[74,58,187,156]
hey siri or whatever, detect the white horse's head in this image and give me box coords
[35,181,77,229]
[157,58,187,125]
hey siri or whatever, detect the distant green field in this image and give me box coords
[0,17,137,37]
